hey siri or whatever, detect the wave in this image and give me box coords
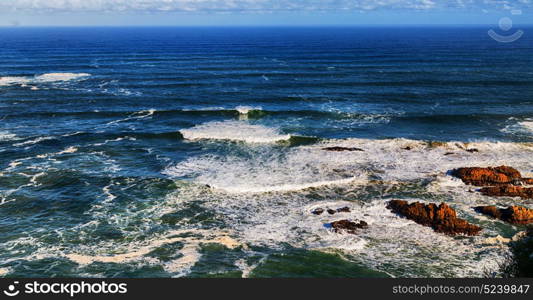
[0,72,90,87]
[166,137,533,197]
[0,131,17,142]
[209,177,366,194]
[13,136,56,147]
[502,120,533,136]
[235,105,262,114]
[179,120,292,143]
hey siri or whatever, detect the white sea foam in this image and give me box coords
[179,120,291,143]
[0,267,10,276]
[163,137,532,277]
[63,229,242,276]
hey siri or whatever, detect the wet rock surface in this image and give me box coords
[329,220,368,234]
[386,200,482,236]
[480,186,533,199]
[474,205,533,225]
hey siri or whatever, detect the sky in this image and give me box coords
[0,0,532,26]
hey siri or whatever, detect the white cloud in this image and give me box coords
[1,0,531,13]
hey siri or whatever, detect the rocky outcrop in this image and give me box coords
[480,186,533,199]
[386,200,481,236]
[322,147,364,152]
[451,166,524,186]
[474,205,533,225]
[329,220,368,234]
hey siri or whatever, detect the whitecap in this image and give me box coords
[0,76,31,86]
[179,120,291,143]
[0,131,17,141]
[235,106,261,114]
[502,120,533,136]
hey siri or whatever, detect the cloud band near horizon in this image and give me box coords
[1,0,532,14]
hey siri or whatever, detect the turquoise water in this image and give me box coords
[0,27,532,278]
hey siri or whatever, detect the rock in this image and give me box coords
[474,205,533,225]
[313,206,351,215]
[444,152,455,156]
[322,147,364,152]
[451,166,523,186]
[466,148,479,153]
[311,208,324,215]
[386,200,481,236]
[480,186,533,199]
[473,206,502,219]
[523,178,533,185]
[402,146,412,151]
[329,220,368,234]
[336,207,351,213]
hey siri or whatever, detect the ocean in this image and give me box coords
[0,27,532,278]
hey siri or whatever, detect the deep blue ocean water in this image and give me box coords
[0,27,532,278]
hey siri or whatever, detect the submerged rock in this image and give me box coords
[451,166,525,186]
[327,209,336,215]
[474,205,533,225]
[480,186,533,199]
[329,220,368,234]
[386,200,481,236]
[322,146,364,152]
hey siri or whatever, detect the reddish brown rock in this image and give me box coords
[329,220,368,234]
[451,166,523,186]
[480,186,533,199]
[474,205,533,225]
[386,200,481,236]
[322,147,364,152]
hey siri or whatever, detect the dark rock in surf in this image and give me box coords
[336,207,351,213]
[323,147,364,152]
[311,208,324,215]
[327,209,336,215]
[329,220,368,234]
[386,200,481,236]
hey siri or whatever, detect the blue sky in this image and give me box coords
[0,0,532,26]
